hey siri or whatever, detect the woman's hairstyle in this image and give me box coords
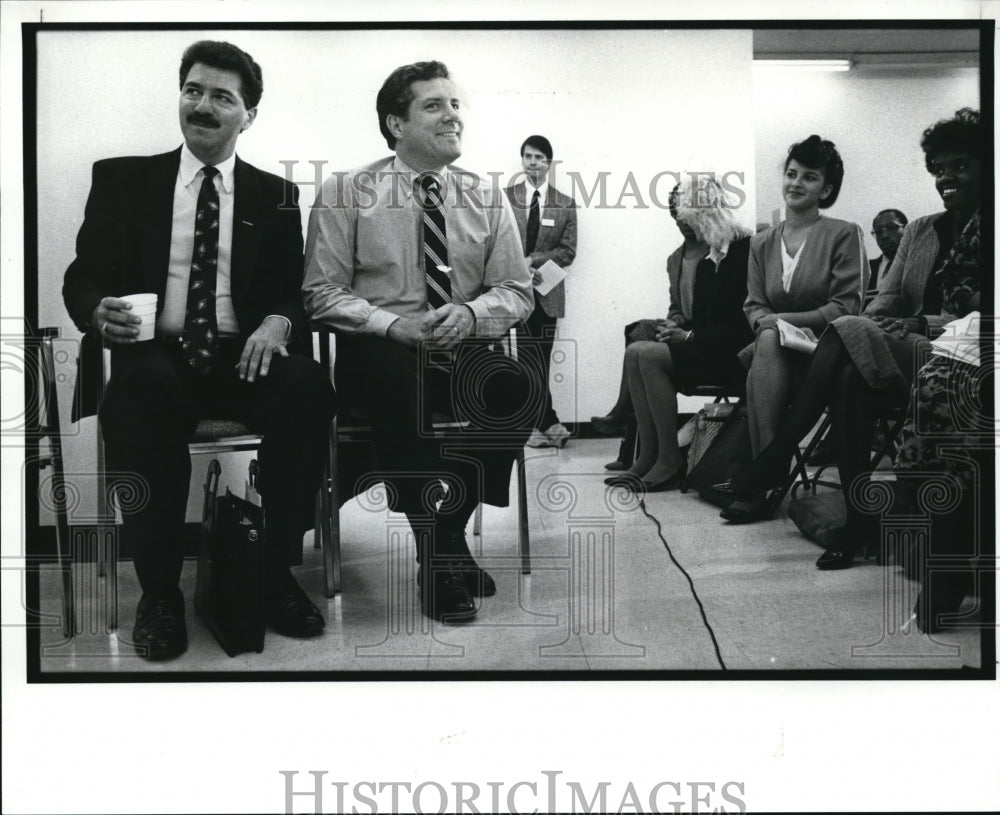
[674,176,751,249]
[785,135,844,209]
[920,108,981,172]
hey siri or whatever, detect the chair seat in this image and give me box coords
[337,408,467,432]
[191,418,259,443]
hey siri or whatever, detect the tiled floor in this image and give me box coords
[36,439,983,675]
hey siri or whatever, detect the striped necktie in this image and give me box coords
[418,173,452,309]
[182,166,220,374]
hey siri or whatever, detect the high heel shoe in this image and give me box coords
[719,492,776,524]
[604,473,643,488]
[713,478,759,503]
[640,461,687,493]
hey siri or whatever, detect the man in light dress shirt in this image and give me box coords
[63,40,335,660]
[303,60,539,623]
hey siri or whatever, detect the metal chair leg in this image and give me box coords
[50,456,75,639]
[324,418,341,596]
[516,448,530,574]
[473,503,483,536]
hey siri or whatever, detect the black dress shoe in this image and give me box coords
[591,414,628,437]
[816,549,855,570]
[265,572,325,637]
[417,560,496,598]
[604,459,628,471]
[133,590,187,661]
[460,559,496,597]
[719,493,774,524]
[442,529,496,597]
[420,560,477,622]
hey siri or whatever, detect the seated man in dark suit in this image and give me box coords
[62,40,336,660]
[303,60,539,623]
[867,208,908,301]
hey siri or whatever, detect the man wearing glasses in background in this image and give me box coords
[867,208,908,304]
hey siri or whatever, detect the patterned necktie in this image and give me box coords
[525,189,540,255]
[419,173,452,309]
[182,166,220,374]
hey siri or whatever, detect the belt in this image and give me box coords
[157,334,243,347]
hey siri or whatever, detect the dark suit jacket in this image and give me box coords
[63,147,306,418]
[689,236,753,354]
[504,182,577,318]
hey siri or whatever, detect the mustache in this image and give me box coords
[187,114,220,128]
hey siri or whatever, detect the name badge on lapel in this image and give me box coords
[541,218,555,227]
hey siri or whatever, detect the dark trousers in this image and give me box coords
[99,338,336,596]
[335,335,540,554]
[523,305,560,430]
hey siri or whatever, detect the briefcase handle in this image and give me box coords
[202,459,221,530]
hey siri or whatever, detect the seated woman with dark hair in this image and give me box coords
[719,109,984,572]
[604,177,753,491]
[740,135,867,462]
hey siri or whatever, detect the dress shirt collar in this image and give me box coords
[707,240,730,267]
[179,143,236,193]
[393,155,450,200]
[522,176,548,202]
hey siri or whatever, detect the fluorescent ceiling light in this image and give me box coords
[753,59,852,71]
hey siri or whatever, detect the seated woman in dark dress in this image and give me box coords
[591,184,707,471]
[605,177,753,491]
[719,109,983,572]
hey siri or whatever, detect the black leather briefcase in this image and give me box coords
[194,460,265,657]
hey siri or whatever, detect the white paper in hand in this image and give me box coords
[533,260,567,297]
[776,319,818,354]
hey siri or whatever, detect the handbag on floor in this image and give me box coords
[683,402,737,471]
[787,490,847,548]
[195,460,266,657]
[682,399,752,506]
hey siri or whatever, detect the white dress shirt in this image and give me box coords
[521,177,548,223]
[157,144,239,335]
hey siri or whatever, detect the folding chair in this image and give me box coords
[89,333,337,633]
[317,327,531,595]
[792,402,908,499]
[33,327,75,638]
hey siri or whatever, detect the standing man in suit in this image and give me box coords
[63,40,336,660]
[303,61,539,623]
[505,136,578,448]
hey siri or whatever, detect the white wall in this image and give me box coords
[753,65,980,246]
[36,27,756,517]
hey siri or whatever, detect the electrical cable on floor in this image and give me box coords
[639,498,728,670]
